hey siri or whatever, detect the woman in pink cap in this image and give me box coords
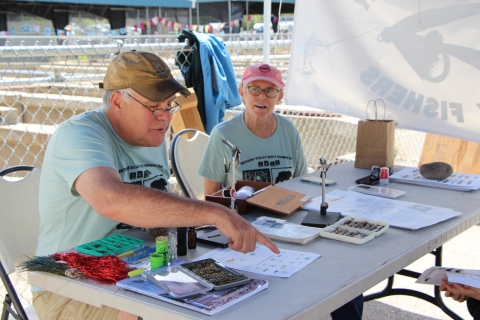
[198,63,308,195]
[198,63,364,320]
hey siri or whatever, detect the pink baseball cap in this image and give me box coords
[241,64,284,89]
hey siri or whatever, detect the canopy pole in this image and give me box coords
[263,0,271,63]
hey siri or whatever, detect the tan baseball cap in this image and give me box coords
[99,50,190,102]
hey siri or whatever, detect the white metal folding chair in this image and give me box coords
[170,129,209,200]
[0,166,40,320]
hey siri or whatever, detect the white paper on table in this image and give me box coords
[390,167,480,191]
[303,190,461,230]
[194,245,321,278]
[416,266,480,289]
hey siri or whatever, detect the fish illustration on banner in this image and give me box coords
[286,0,480,143]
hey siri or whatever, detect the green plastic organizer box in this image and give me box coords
[76,234,144,257]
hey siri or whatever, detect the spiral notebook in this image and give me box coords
[251,216,321,245]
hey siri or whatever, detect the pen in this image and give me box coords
[195,225,216,230]
[122,248,156,263]
[118,246,155,261]
[170,297,211,310]
[208,234,221,238]
[252,185,272,196]
[117,245,147,258]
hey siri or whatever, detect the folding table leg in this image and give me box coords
[364,246,462,320]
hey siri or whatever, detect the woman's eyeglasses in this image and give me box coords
[246,85,281,98]
[126,93,181,117]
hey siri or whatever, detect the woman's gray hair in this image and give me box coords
[102,88,133,110]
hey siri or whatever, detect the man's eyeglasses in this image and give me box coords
[126,93,181,117]
[246,85,281,98]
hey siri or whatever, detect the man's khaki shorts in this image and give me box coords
[32,291,119,320]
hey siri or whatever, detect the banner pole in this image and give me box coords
[263,0,271,63]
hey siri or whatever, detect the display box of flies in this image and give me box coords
[335,216,389,237]
[319,225,375,244]
[318,216,389,244]
[179,258,251,290]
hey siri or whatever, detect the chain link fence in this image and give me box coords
[0,35,426,309]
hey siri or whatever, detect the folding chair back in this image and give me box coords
[170,129,209,200]
[0,166,41,320]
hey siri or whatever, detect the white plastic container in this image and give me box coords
[319,225,375,245]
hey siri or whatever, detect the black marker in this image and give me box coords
[177,227,187,256]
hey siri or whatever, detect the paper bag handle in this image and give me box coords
[366,99,386,121]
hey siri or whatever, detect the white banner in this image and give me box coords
[286,0,480,143]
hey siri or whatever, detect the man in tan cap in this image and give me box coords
[33,51,279,320]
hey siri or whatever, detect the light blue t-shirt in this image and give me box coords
[197,111,308,187]
[36,108,170,256]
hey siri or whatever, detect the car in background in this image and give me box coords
[278,16,294,33]
[82,24,110,36]
[253,22,273,33]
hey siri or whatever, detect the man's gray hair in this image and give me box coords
[102,88,133,110]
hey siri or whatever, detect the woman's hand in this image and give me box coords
[440,279,480,302]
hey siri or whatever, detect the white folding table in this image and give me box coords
[29,162,480,319]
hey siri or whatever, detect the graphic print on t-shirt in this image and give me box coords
[124,174,169,191]
[241,151,296,183]
[242,167,294,183]
[119,164,169,192]
[274,169,293,183]
[144,175,169,191]
[243,169,271,182]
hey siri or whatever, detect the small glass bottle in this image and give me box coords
[188,227,197,249]
[167,231,177,262]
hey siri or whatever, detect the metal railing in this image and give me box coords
[0,35,425,179]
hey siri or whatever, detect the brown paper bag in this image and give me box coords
[355,100,395,169]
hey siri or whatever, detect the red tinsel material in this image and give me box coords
[53,252,131,284]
